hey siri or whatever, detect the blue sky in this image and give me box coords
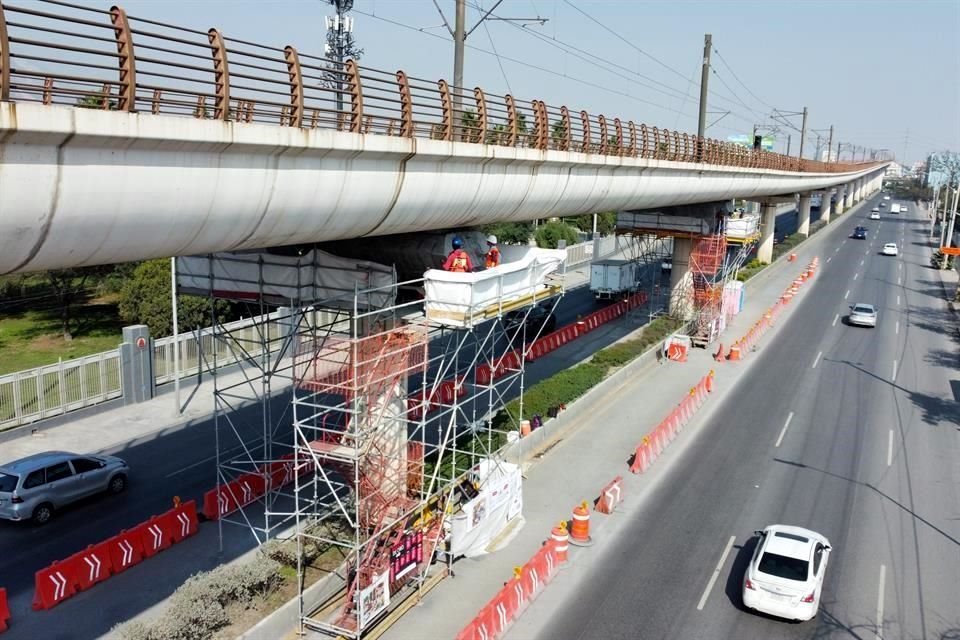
[114,1,959,162]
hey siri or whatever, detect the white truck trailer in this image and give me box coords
[890,203,901,214]
[590,259,639,300]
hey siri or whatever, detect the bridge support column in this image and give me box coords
[757,202,778,264]
[820,190,832,225]
[798,193,812,236]
[668,237,694,319]
[855,179,863,203]
[835,185,846,215]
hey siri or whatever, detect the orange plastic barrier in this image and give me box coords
[455,539,562,640]
[0,587,8,633]
[32,499,201,610]
[32,560,76,610]
[595,476,623,514]
[629,371,713,475]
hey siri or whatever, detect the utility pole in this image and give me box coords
[797,106,808,160]
[697,34,712,140]
[785,135,791,157]
[453,0,466,119]
[827,125,834,162]
[434,0,545,140]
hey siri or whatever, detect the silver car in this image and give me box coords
[848,303,877,328]
[0,451,128,524]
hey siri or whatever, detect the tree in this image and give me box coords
[563,212,617,236]
[482,222,533,245]
[76,94,116,110]
[551,118,568,146]
[118,259,229,338]
[534,221,580,249]
[45,266,109,341]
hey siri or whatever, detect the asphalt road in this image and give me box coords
[533,199,960,640]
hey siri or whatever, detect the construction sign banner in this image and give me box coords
[358,571,390,628]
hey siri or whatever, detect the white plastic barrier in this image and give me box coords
[424,249,565,328]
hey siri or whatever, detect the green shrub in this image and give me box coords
[534,221,580,249]
[114,554,281,640]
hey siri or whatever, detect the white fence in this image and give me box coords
[152,311,289,385]
[565,235,619,268]
[0,351,123,430]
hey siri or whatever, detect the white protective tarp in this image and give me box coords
[423,247,565,328]
[177,249,396,308]
[726,213,761,240]
[449,459,523,558]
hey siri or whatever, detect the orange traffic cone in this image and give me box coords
[569,501,593,546]
[551,522,570,564]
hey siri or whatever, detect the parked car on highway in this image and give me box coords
[883,195,891,200]
[851,227,867,240]
[879,202,886,208]
[742,525,832,621]
[870,211,881,220]
[882,243,899,256]
[848,303,878,327]
[504,304,557,342]
[0,451,129,525]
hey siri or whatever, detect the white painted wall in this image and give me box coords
[0,103,886,274]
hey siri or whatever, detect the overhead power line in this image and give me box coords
[711,46,776,111]
[353,7,703,120]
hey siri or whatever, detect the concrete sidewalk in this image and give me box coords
[378,198,870,640]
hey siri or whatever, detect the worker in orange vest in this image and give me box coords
[443,236,473,272]
[484,234,501,268]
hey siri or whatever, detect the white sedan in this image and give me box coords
[883,195,891,200]
[848,303,878,327]
[882,243,899,256]
[743,525,832,621]
[870,211,881,220]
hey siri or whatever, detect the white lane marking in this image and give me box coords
[898,275,901,285]
[892,359,898,381]
[812,351,823,369]
[887,429,894,467]
[895,320,899,335]
[861,259,865,266]
[854,273,859,281]
[835,248,840,253]
[844,290,850,300]
[865,249,870,255]
[897,295,900,306]
[775,412,794,448]
[842,239,847,245]
[827,256,832,263]
[832,313,839,327]
[876,564,886,640]
[165,443,247,478]
[697,535,736,611]
[898,263,901,270]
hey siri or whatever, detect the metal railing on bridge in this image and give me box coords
[0,0,878,175]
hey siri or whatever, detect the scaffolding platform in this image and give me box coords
[423,248,566,328]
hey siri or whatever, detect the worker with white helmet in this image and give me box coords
[484,234,501,268]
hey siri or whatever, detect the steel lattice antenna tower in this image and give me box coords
[325,0,363,115]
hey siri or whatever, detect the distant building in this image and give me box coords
[885,164,905,179]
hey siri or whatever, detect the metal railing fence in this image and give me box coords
[0,0,879,174]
